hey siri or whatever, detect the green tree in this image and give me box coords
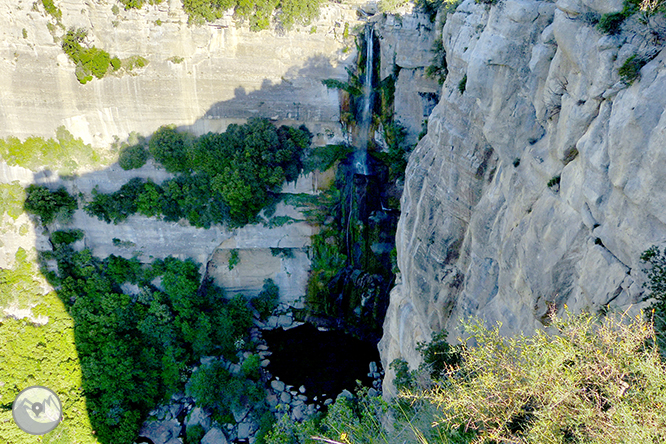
[149,125,192,172]
[24,184,77,224]
[118,143,149,170]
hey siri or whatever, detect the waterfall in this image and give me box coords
[353,25,374,176]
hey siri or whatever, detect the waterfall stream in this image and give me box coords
[353,25,374,176]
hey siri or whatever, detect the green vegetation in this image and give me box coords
[457,73,467,94]
[0,126,102,173]
[419,312,666,443]
[168,55,185,64]
[0,182,26,220]
[547,174,561,188]
[24,184,77,225]
[39,229,257,443]
[62,28,113,83]
[251,278,280,320]
[118,134,149,170]
[41,0,62,21]
[187,359,265,425]
[228,249,240,270]
[302,144,353,174]
[124,55,149,70]
[110,56,122,70]
[276,311,666,444]
[415,0,461,22]
[425,39,447,85]
[181,0,323,30]
[61,28,148,83]
[270,247,295,259]
[87,119,313,227]
[597,0,665,35]
[640,245,666,355]
[117,0,163,9]
[0,249,99,444]
[597,12,626,34]
[322,78,362,97]
[378,0,408,13]
[619,54,647,85]
[51,229,84,245]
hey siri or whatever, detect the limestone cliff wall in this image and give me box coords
[0,0,361,146]
[380,0,666,395]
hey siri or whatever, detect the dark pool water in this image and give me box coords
[262,323,380,398]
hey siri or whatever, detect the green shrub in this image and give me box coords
[640,245,666,355]
[415,329,461,380]
[0,127,99,172]
[119,143,149,170]
[89,119,312,228]
[185,424,206,444]
[52,229,84,245]
[125,55,149,70]
[251,278,280,320]
[378,0,408,13]
[302,144,353,173]
[619,54,647,85]
[417,311,666,443]
[228,249,240,270]
[110,56,121,70]
[597,12,626,34]
[426,39,447,85]
[41,0,62,20]
[24,184,77,224]
[547,174,561,188]
[414,0,444,21]
[457,73,467,93]
[389,358,414,391]
[182,0,322,29]
[149,125,191,173]
[321,78,362,97]
[118,0,163,9]
[0,182,26,220]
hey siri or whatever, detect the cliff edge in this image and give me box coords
[380,0,666,395]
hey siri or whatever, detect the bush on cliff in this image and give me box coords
[406,311,666,444]
[181,0,323,29]
[24,184,77,225]
[88,118,312,227]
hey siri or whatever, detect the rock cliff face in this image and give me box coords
[0,0,360,145]
[380,0,666,395]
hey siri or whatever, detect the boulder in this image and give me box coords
[139,419,181,444]
[271,380,285,392]
[185,407,211,431]
[202,427,229,444]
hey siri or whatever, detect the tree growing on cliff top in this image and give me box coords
[181,0,323,29]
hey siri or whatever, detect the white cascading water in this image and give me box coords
[353,26,373,176]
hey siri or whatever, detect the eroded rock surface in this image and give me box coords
[380,0,666,395]
[0,0,361,145]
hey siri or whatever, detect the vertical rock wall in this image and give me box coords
[380,0,666,395]
[0,0,360,145]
